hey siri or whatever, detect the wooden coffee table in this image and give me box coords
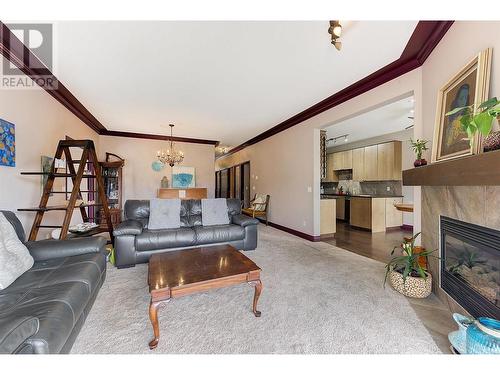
[147,244,263,349]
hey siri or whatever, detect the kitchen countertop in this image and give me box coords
[321,193,404,199]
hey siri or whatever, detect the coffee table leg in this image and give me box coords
[148,300,166,349]
[250,280,263,317]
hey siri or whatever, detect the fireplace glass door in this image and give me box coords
[440,216,500,319]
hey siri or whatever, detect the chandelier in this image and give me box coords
[156,124,184,167]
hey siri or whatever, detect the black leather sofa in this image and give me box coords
[0,211,107,354]
[113,198,259,268]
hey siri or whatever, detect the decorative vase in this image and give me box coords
[483,130,500,153]
[389,270,432,298]
[448,313,500,354]
[161,176,169,188]
[414,158,428,167]
[448,313,473,354]
[466,317,500,354]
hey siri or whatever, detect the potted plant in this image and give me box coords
[410,139,429,167]
[384,232,436,298]
[445,97,500,152]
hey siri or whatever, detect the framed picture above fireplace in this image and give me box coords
[431,48,492,163]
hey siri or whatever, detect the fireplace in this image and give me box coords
[440,216,500,319]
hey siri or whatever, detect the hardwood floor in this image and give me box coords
[323,220,456,353]
[324,221,411,264]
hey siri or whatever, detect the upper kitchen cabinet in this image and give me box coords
[332,150,353,170]
[377,141,402,180]
[322,153,339,182]
[352,147,365,181]
[363,145,378,181]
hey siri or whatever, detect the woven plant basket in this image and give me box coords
[389,270,432,298]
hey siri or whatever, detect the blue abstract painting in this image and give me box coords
[0,119,15,167]
[172,166,195,188]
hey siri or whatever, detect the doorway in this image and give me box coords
[215,161,251,207]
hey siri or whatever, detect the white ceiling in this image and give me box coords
[324,96,414,148]
[53,21,418,145]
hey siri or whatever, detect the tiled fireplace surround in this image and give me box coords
[422,186,500,314]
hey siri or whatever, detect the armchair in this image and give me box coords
[242,193,270,226]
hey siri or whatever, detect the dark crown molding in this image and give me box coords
[0,21,219,146]
[219,20,454,159]
[1,21,453,150]
[0,21,107,134]
[102,129,219,146]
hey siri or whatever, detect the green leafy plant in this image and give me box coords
[410,139,429,160]
[445,97,500,148]
[448,246,487,274]
[384,232,437,287]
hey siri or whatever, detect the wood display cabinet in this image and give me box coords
[98,153,124,229]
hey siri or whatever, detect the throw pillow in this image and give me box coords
[148,198,181,230]
[253,194,267,211]
[0,213,34,290]
[201,198,230,226]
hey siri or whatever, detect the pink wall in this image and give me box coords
[0,83,100,236]
[98,135,215,201]
[217,69,423,236]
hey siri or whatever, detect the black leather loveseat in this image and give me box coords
[113,198,259,268]
[0,211,107,354]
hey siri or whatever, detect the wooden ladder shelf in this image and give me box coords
[18,139,114,243]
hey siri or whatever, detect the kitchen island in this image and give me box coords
[321,194,403,233]
[320,197,336,237]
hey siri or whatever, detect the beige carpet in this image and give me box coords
[71,225,441,354]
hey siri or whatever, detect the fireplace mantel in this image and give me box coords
[403,149,500,186]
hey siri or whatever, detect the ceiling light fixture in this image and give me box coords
[328,20,342,51]
[327,134,349,144]
[156,124,184,167]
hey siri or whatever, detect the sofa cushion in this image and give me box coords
[0,316,39,354]
[148,198,181,230]
[135,228,197,252]
[201,199,230,226]
[0,212,34,290]
[194,224,245,245]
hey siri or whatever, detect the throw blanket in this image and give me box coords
[0,213,34,290]
[201,199,230,226]
[148,198,181,230]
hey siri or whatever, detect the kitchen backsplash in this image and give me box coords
[321,180,402,196]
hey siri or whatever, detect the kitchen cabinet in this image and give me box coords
[336,197,346,220]
[363,145,379,181]
[350,197,387,233]
[322,153,339,182]
[320,199,336,235]
[332,152,343,170]
[325,141,401,181]
[331,150,353,170]
[385,197,403,228]
[352,148,364,181]
[343,150,353,169]
[377,141,402,180]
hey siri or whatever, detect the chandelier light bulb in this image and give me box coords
[156,124,184,167]
[333,25,342,38]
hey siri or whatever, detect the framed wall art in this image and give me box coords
[431,48,492,162]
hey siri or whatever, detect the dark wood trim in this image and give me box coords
[1,21,453,150]
[402,149,500,186]
[101,129,219,146]
[401,224,414,231]
[219,21,454,159]
[0,22,107,134]
[256,218,320,242]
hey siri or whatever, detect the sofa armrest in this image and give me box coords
[113,219,143,236]
[25,237,106,262]
[232,214,259,227]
